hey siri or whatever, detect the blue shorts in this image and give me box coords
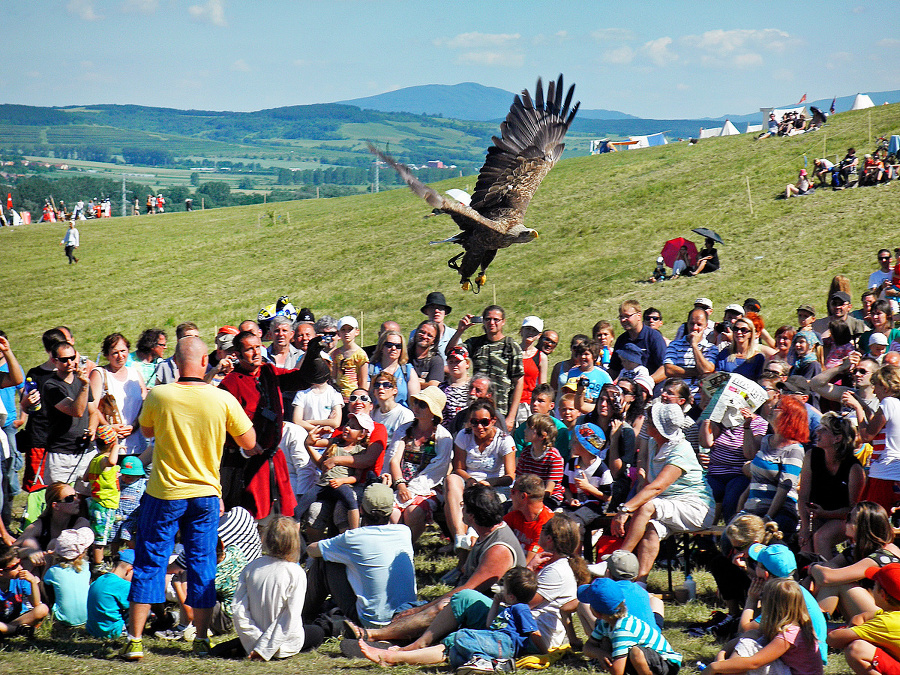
[444,628,515,668]
[128,494,219,608]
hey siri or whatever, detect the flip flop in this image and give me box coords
[341,619,368,641]
[340,638,393,659]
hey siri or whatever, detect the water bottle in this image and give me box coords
[24,377,41,411]
[684,574,696,601]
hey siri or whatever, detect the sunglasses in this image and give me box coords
[384,342,402,349]
[471,417,493,427]
[851,368,870,375]
[733,327,751,334]
[348,394,371,403]
[373,381,394,389]
[2,560,21,572]
[646,316,662,321]
[56,354,77,362]
[58,493,78,503]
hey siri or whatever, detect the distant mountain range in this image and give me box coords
[340,82,900,126]
[339,82,638,122]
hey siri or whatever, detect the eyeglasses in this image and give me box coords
[156,342,167,348]
[851,368,870,375]
[384,342,402,349]
[348,394,371,403]
[471,417,493,427]
[483,317,502,324]
[58,493,78,503]
[618,312,637,320]
[56,354,77,362]
[373,381,394,389]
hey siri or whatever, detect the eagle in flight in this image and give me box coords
[368,74,579,291]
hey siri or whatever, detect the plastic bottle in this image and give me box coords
[684,574,696,601]
[24,377,41,411]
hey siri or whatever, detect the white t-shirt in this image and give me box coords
[291,385,343,423]
[279,422,319,496]
[373,405,414,444]
[869,269,892,291]
[870,396,900,481]
[533,557,577,649]
[453,428,515,482]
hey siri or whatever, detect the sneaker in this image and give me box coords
[493,657,516,673]
[120,638,144,661]
[192,637,211,658]
[456,656,495,675]
[181,624,197,642]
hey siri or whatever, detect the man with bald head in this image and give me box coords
[124,337,258,660]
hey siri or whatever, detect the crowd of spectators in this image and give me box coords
[4,256,900,673]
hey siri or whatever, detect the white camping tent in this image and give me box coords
[759,106,809,127]
[850,93,874,110]
[698,127,722,139]
[746,123,762,133]
[628,132,668,148]
[719,119,740,136]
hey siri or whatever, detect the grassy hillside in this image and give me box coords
[2,104,899,364]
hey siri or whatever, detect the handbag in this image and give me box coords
[98,369,124,426]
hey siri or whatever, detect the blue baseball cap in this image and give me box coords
[572,423,606,455]
[748,543,796,578]
[616,343,644,365]
[577,577,625,615]
[118,549,135,565]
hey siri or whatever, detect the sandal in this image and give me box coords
[341,619,368,641]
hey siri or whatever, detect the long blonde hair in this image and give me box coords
[759,578,815,646]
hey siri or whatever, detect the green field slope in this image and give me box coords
[2,104,899,363]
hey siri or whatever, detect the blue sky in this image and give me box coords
[3,0,898,118]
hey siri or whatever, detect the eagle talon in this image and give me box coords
[475,273,487,287]
[461,280,471,291]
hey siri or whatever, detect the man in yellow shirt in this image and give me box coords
[123,337,258,661]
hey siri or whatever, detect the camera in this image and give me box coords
[714,320,734,334]
[471,316,484,324]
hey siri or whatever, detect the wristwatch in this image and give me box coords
[617,504,633,515]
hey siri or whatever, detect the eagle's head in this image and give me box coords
[513,228,539,244]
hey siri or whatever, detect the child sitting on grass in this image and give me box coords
[517,414,565,508]
[86,548,134,638]
[707,578,822,675]
[299,413,374,530]
[42,527,94,628]
[583,576,682,675]
[0,543,48,638]
[358,567,546,672]
[827,562,900,675]
[83,424,121,569]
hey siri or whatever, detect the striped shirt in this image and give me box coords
[744,436,804,514]
[516,446,565,501]
[591,614,682,665]
[708,416,769,476]
[175,506,261,569]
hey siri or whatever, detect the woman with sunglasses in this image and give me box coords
[15,482,89,572]
[798,413,864,557]
[368,330,419,407]
[581,383,636,511]
[302,389,389,538]
[714,317,765,381]
[445,400,516,552]
[385,387,452,542]
[371,372,413,442]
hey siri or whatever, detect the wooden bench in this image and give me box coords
[661,525,726,596]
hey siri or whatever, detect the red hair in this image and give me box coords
[775,396,809,444]
[744,311,765,334]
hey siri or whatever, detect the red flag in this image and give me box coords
[798,93,807,104]
[5,193,10,209]
[830,97,836,114]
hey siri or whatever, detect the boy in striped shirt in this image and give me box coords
[583,577,681,675]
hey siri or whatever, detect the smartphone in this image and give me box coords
[471,316,484,324]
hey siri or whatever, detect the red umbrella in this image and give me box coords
[5,193,11,209]
[660,237,697,268]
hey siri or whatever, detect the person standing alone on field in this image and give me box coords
[61,222,79,264]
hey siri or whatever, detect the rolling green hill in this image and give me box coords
[2,103,899,365]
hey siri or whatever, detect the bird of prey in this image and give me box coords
[368,74,579,292]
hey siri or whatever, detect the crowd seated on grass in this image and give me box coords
[784,142,899,197]
[7,259,900,673]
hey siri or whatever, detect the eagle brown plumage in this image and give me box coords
[368,74,579,291]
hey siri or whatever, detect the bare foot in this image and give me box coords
[359,639,393,666]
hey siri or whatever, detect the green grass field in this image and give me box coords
[4,106,897,669]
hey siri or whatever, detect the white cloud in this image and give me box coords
[642,37,675,66]
[232,59,251,72]
[601,46,634,65]
[591,28,634,42]
[681,28,795,68]
[67,0,102,20]
[878,38,900,49]
[457,51,525,68]
[732,52,764,68]
[189,0,226,27]
[532,31,569,46]
[121,0,158,14]
[436,32,521,49]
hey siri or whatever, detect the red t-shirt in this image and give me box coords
[504,505,553,556]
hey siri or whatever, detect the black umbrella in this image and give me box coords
[692,227,724,245]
